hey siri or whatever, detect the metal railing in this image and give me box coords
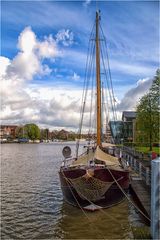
[121,148,151,186]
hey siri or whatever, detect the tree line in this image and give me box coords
[135,69,160,150]
[15,124,82,141]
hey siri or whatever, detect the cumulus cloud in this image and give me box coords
[56,29,74,46]
[0,57,10,76]
[5,27,59,81]
[25,87,83,129]
[37,35,59,58]
[0,26,61,127]
[116,77,153,112]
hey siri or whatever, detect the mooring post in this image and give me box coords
[151,157,160,239]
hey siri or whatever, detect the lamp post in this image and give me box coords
[148,93,152,151]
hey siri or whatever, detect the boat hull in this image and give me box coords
[59,167,130,210]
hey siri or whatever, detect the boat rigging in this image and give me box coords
[59,11,130,211]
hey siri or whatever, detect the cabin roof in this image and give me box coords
[71,146,119,167]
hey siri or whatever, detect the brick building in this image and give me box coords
[0,125,18,139]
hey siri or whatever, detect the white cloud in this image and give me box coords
[56,29,74,46]
[17,26,36,54]
[4,26,59,82]
[0,57,10,76]
[116,77,153,112]
[0,74,154,130]
[37,34,59,58]
[0,26,61,127]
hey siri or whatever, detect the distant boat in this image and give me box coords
[59,11,130,211]
[18,138,29,143]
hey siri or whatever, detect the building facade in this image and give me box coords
[109,121,123,144]
[109,111,137,143]
[122,111,136,142]
[0,125,18,139]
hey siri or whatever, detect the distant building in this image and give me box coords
[109,121,123,144]
[58,129,69,140]
[122,111,136,122]
[122,111,136,142]
[0,125,18,139]
[109,112,137,143]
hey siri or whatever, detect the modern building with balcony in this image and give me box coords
[109,111,137,144]
[122,111,136,142]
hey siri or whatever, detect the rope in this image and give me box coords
[100,23,117,121]
[61,169,127,229]
[61,165,150,231]
[106,167,151,222]
[76,22,96,157]
[99,23,120,143]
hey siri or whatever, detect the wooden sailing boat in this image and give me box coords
[59,11,130,211]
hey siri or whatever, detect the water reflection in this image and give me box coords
[53,200,134,239]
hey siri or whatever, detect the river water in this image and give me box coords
[1,142,145,239]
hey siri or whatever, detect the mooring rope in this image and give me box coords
[106,167,151,222]
[61,169,127,230]
[61,166,151,225]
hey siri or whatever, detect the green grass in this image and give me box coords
[135,146,160,155]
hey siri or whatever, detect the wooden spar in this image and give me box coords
[96,11,101,146]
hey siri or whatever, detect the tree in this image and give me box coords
[24,123,40,140]
[135,69,160,150]
[15,125,28,139]
[40,128,49,140]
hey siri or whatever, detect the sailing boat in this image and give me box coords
[59,11,130,211]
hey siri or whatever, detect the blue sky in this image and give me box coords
[0,0,159,130]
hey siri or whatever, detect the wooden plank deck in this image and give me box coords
[130,173,151,218]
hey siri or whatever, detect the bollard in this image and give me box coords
[151,157,160,239]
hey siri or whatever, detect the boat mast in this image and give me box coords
[96,11,101,146]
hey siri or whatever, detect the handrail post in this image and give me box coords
[139,162,142,179]
[131,156,134,169]
[146,167,150,185]
[134,158,136,171]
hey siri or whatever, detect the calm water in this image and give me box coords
[1,142,145,239]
